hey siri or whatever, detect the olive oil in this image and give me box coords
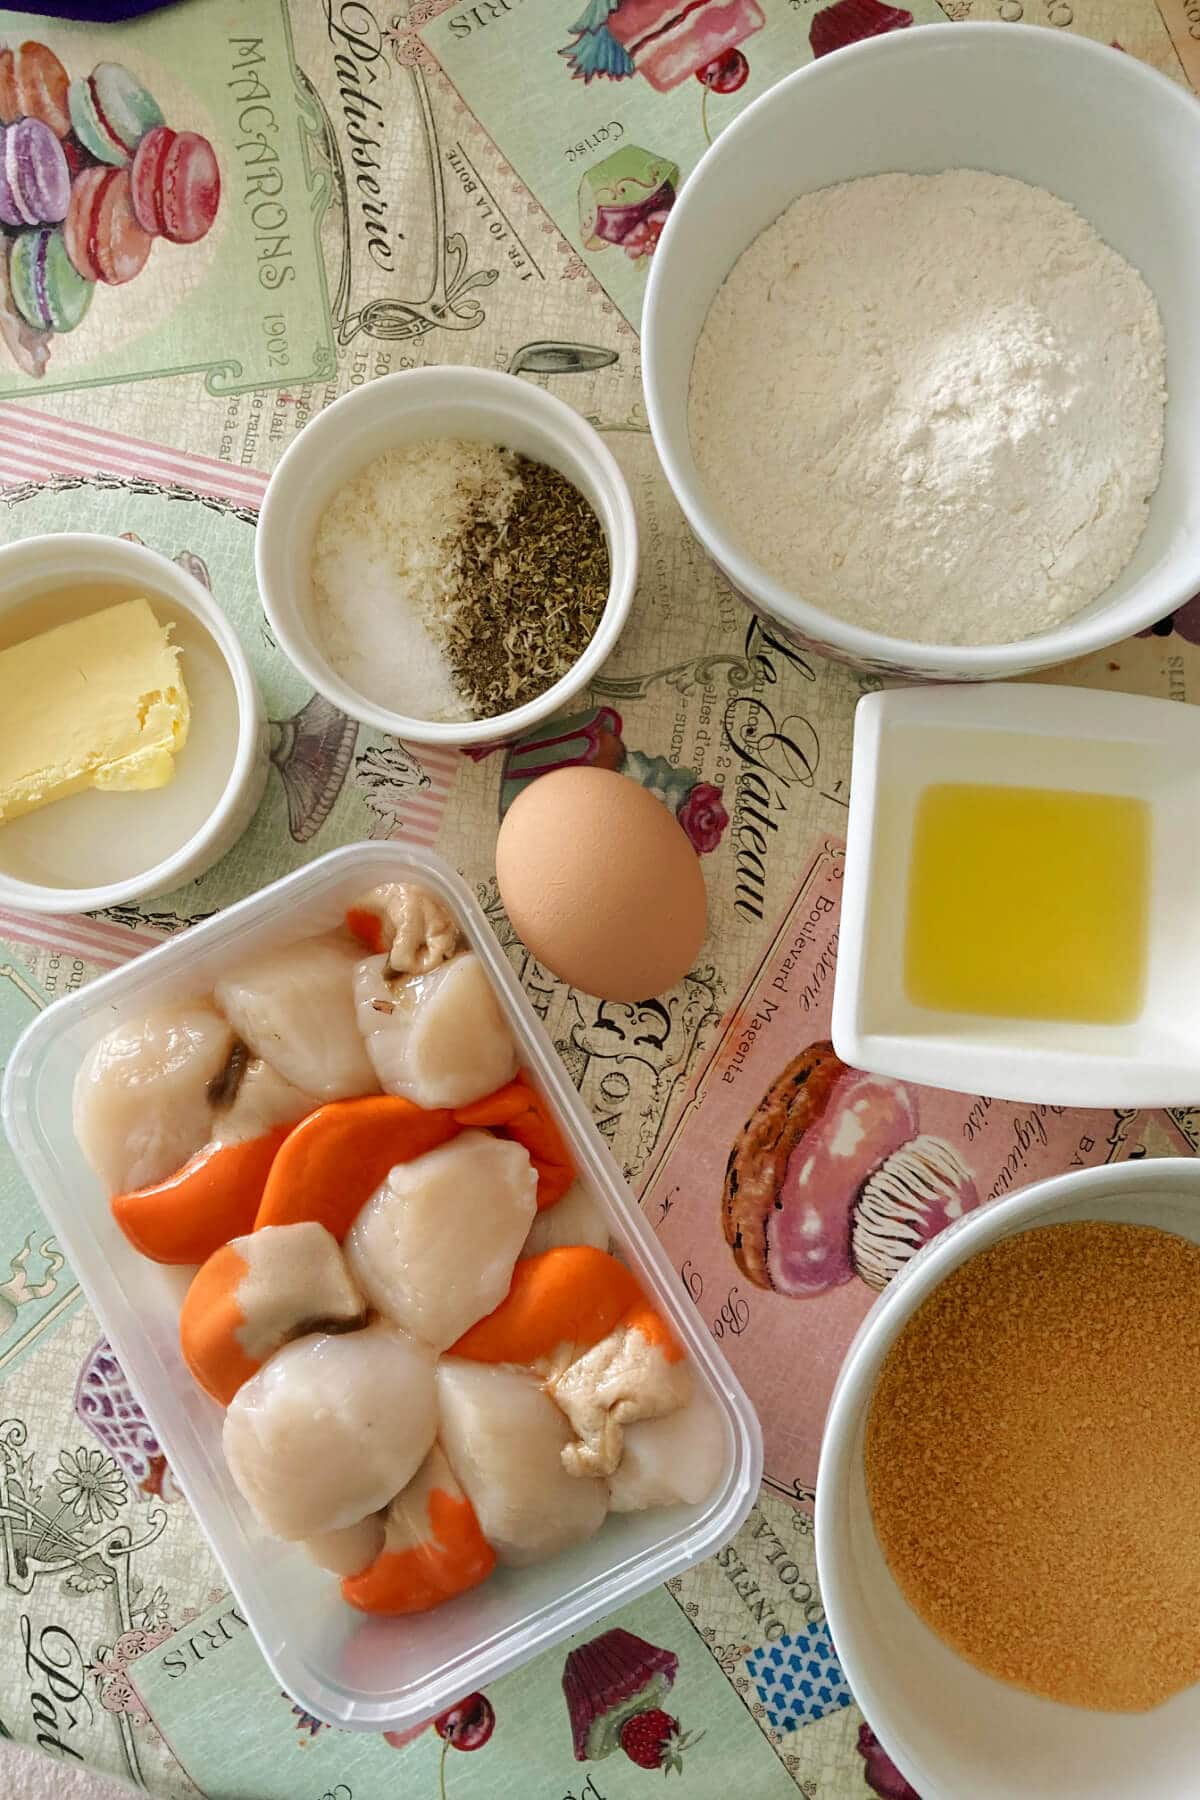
[904,783,1149,1024]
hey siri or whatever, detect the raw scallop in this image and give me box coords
[74,1001,235,1194]
[216,934,378,1103]
[223,1322,436,1540]
[349,882,460,976]
[354,951,518,1108]
[302,1514,386,1576]
[345,1131,536,1350]
[209,1055,315,1147]
[549,1314,692,1478]
[607,1387,727,1512]
[520,1180,610,1259]
[436,1358,607,1566]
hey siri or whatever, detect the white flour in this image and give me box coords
[688,171,1167,645]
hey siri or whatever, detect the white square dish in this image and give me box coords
[831,685,1200,1108]
[2,843,761,1731]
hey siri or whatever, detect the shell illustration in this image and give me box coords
[507,340,618,376]
[268,694,358,842]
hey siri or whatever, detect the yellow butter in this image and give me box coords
[0,597,190,823]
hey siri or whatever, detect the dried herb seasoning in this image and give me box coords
[438,453,609,717]
[309,437,611,725]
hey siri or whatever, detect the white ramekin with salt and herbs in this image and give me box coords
[255,368,638,749]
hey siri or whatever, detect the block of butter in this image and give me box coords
[0,598,190,824]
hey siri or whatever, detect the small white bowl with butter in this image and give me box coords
[0,534,266,915]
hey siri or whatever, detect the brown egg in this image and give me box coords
[495,767,708,1001]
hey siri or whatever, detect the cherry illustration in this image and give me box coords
[697,47,749,92]
[434,1692,495,1751]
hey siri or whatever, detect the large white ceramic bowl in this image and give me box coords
[816,1157,1200,1800]
[256,367,638,748]
[643,24,1200,679]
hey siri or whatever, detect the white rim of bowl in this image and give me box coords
[255,367,639,747]
[644,24,1200,675]
[0,533,263,915]
[813,1157,1200,1798]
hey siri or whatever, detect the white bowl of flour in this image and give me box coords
[643,24,1200,678]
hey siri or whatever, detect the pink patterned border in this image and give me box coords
[0,403,267,503]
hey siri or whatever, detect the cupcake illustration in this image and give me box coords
[722,1043,979,1296]
[563,1627,701,1771]
[0,44,220,375]
[498,705,729,854]
[809,0,913,58]
[579,144,678,263]
[560,0,764,139]
[499,704,627,808]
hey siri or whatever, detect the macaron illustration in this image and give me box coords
[0,236,51,377]
[9,226,93,331]
[130,126,220,243]
[64,166,152,284]
[0,41,71,137]
[0,52,220,378]
[68,62,163,166]
[721,1042,979,1295]
[0,120,70,227]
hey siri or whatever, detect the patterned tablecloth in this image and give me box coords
[0,2,1196,1796]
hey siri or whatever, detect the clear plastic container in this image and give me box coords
[2,843,761,1731]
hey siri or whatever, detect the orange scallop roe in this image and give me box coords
[111,1128,289,1265]
[345,906,387,955]
[447,1246,643,1364]
[454,1073,575,1210]
[179,1242,259,1404]
[342,1487,495,1616]
[254,1095,458,1239]
[866,1221,1200,1712]
[622,1298,685,1363]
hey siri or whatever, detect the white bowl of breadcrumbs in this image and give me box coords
[817,1156,1200,1800]
[256,367,637,748]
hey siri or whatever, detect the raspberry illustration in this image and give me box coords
[618,1707,701,1773]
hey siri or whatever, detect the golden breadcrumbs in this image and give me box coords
[865,1221,1200,1712]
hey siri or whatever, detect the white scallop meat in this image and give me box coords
[353,951,518,1108]
[216,933,379,1103]
[436,1358,607,1567]
[73,1001,235,1194]
[222,1322,436,1540]
[607,1386,727,1512]
[346,1130,536,1350]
